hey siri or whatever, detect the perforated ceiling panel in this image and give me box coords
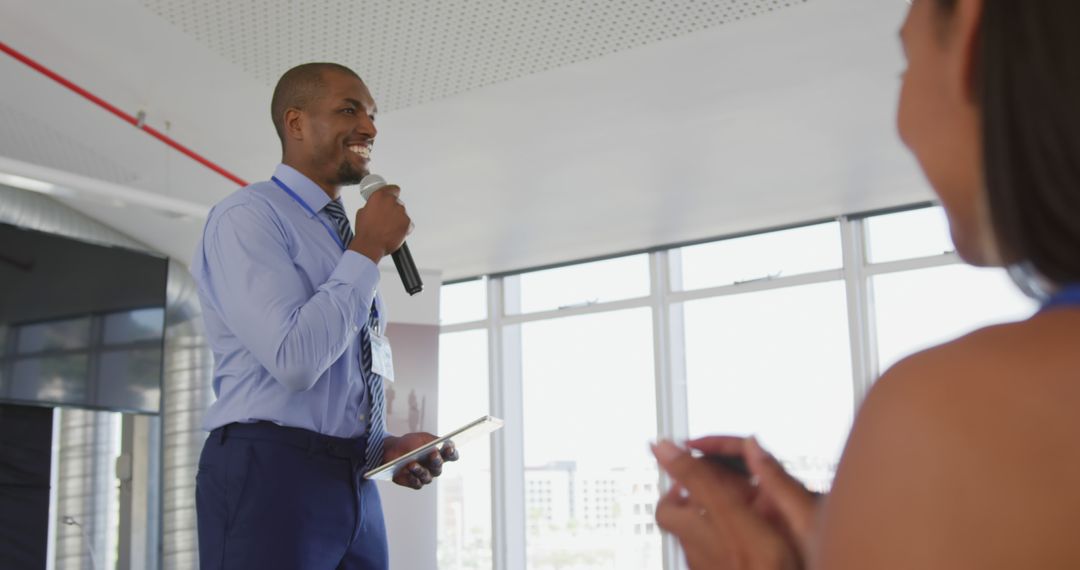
[142,0,807,112]
[0,102,139,185]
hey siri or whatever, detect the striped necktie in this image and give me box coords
[322,198,354,247]
[359,308,387,473]
[323,200,386,472]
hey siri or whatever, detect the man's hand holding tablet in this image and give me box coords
[366,416,504,487]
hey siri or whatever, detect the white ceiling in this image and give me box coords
[0,0,929,282]
[140,0,809,111]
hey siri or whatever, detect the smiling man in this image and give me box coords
[191,63,457,570]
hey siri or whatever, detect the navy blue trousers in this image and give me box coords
[196,422,388,570]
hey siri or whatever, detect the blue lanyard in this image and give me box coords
[270,176,379,324]
[271,176,347,251]
[1042,285,1080,312]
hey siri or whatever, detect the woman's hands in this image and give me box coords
[652,436,821,570]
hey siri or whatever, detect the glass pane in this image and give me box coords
[98,348,163,412]
[867,206,954,263]
[103,308,165,345]
[50,408,124,570]
[0,324,9,352]
[16,318,92,353]
[516,255,650,315]
[520,308,661,570]
[437,329,493,570]
[873,264,1037,372]
[684,281,854,491]
[440,280,487,325]
[678,223,842,291]
[11,355,89,404]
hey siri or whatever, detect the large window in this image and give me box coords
[515,255,651,314]
[437,204,1037,570]
[866,207,954,263]
[519,308,661,570]
[678,222,842,291]
[0,309,165,412]
[438,282,493,570]
[441,279,488,325]
[683,282,853,491]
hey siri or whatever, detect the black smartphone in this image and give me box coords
[702,453,751,478]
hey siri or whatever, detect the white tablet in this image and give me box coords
[363,415,504,480]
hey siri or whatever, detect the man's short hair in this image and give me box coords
[271,63,361,148]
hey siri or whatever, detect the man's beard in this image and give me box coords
[334,159,365,186]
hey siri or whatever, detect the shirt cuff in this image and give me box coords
[330,250,381,299]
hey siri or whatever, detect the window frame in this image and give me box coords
[439,203,987,570]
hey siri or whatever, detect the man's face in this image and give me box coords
[303,71,378,187]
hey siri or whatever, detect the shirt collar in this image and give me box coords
[273,163,333,216]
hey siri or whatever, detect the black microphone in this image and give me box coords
[360,174,423,296]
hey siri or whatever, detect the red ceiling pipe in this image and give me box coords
[0,40,249,187]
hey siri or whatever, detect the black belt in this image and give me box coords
[212,421,368,461]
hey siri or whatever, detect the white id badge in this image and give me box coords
[369,329,395,382]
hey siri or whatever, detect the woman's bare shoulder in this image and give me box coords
[874,310,1079,403]
[814,312,1080,569]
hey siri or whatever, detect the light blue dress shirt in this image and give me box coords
[192,163,384,439]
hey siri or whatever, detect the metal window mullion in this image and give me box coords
[840,217,878,409]
[6,340,162,362]
[501,295,653,325]
[100,340,164,351]
[649,251,688,570]
[667,268,845,305]
[484,270,846,330]
[662,251,690,445]
[439,319,488,334]
[456,268,845,334]
[7,347,95,360]
[488,276,526,570]
[864,251,962,276]
[443,296,657,333]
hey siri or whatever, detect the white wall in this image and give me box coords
[378,268,442,326]
[378,269,442,569]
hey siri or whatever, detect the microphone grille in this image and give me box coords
[359,174,387,200]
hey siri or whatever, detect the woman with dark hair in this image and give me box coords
[652,0,1080,568]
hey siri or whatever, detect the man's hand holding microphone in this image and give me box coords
[351,174,424,295]
[349,182,411,266]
